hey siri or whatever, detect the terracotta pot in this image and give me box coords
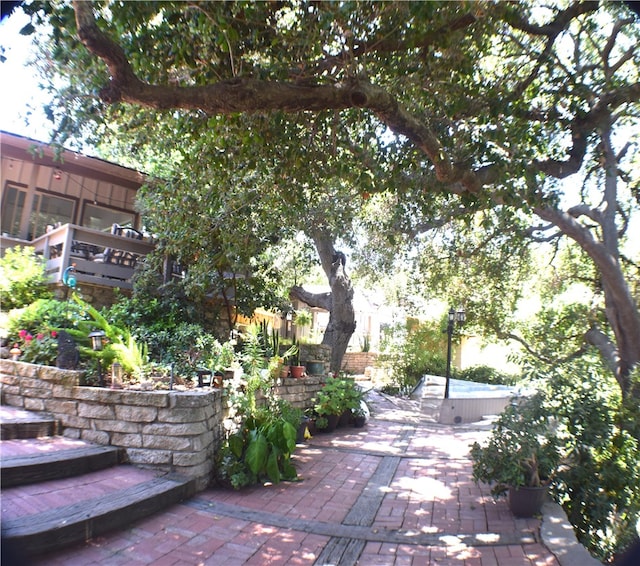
[290,365,306,379]
[508,486,547,517]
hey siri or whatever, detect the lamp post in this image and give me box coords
[444,307,466,399]
[88,330,106,387]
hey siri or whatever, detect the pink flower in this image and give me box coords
[51,331,58,338]
[36,333,44,340]
[19,329,27,338]
[24,334,33,342]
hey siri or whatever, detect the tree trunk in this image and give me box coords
[289,230,356,373]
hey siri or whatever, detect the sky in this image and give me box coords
[0,9,53,142]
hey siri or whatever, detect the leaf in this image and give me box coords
[245,431,268,474]
[281,458,298,481]
[228,433,244,459]
[266,448,281,483]
[282,421,297,453]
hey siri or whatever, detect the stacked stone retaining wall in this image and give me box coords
[0,360,325,490]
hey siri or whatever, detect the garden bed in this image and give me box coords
[0,360,324,490]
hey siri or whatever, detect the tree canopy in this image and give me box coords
[17,0,640,392]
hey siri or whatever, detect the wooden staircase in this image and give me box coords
[0,406,196,559]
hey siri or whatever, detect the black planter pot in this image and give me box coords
[316,413,339,433]
[338,409,351,427]
[353,415,366,428]
[508,486,547,517]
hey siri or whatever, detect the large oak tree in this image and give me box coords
[20,1,640,391]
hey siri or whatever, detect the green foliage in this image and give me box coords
[70,294,148,381]
[537,359,640,562]
[216,406,298,490]
[471,392,562,496]
[4,298,85,337]
[314,377,363,417]
[12,329,59,366]
[216,329,301,490]
[457,365,519,386]
[293,309,312,328]
[0,246,52,309]
[101,288,202,335]
[378,319,448,394]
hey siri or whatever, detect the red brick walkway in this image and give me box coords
[29,391,560,565]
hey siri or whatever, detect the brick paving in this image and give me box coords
[26,390,560,565]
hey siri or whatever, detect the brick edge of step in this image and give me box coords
[1,472,197,557]
[1,444,126,487]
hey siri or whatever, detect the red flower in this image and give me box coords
[24,334,33,342]
[51,331,58,338]
[36,333,44,340]
[19,329,27,339]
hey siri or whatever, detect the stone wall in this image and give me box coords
[1,360,220,490]
[299,344,332,375]
[52,282,129,309]
[341,352,378,374]
[0,360,326,491]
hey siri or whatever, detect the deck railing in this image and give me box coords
[24,224,155,290]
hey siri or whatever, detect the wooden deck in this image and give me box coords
[2,224,155,290]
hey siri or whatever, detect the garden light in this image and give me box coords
[444,307,466,399]
[111,362,123,389]
[89,330,106,387]
[10,344,21,361]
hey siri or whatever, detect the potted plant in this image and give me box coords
[289,337,305,378]
[352,404,367,428]
[470,392,561,517]
[313,377,348,432]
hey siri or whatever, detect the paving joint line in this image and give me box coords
[300,441,472,462]
[186,497,539,549]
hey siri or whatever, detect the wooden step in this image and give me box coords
[0,406,57,440]
[1,436,126,487]
[1,468,197,557]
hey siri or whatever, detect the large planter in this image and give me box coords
[338,409,351,427]
[508,486,547,517]
[316,413,339,433]
[305,361,324,376]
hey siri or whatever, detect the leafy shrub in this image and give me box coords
[457,365,519,386]
[378,319,447,394]
[538,360,640,562]
[0,246,52,309]
[5,298,85,337]
[471,392,562,496]
[11,329,59,366]
[313,376,362,417]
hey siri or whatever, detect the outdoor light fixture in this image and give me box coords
[89,330,106,351]
[10,344,21,361]
[89,330,106,387]
[111,362,123,389]
[444,306,466,399]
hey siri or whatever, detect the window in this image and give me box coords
[29,192,75,239]
[82,203,135,232]
[1,184,26,237]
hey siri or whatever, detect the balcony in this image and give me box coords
[2,224,155,291]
